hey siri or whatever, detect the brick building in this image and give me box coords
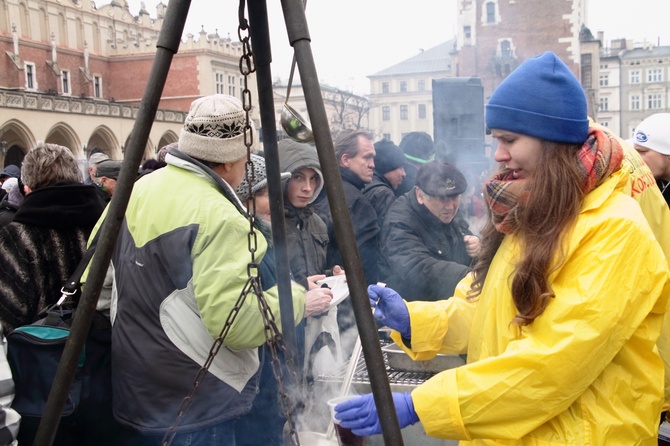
[368,0,670,165]
[454,0,585,100]
[0,0,255,173]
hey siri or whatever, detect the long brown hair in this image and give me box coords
[469,140,585,326]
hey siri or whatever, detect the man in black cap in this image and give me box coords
[364,139,406,227]
[86,151,110,185]
[94,159,121,199]
[379,161,480,301]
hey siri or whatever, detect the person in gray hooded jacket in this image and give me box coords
[278,139,343,287]
[277,139,346,394]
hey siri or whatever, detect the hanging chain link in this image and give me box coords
[238,4,302,444]
[162,3,301,445]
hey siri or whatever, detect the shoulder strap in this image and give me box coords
[35,229,102,320]
[59,228,102,301]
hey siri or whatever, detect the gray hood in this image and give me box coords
[278,139,324,203]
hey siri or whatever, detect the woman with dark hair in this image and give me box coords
[335,52,670,445]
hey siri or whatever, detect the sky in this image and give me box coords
[126,0,670,94]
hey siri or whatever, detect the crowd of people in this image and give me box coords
[0,49,669,445]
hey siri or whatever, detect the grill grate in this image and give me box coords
[316,342,437,387]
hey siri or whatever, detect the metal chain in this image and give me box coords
[238,5,302,445]
[162,3,301,444]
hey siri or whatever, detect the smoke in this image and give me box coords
[291,304,357,434]
[438,139,497,238]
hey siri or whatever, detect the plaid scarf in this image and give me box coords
[484,126,624,234]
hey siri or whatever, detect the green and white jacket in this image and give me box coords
[88,151,305,434]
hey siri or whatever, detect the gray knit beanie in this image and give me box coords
[235,154,290,203]
[178,94,253,164]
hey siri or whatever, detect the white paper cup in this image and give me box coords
[327,395,357,425]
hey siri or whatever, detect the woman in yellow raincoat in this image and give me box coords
[335,51,670,445]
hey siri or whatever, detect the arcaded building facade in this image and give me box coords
[0,0,256,173]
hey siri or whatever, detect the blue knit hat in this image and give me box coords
[485,51,589,144]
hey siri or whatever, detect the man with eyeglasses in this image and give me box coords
[379,161,480,301]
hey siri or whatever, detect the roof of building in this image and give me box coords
[368,40,455,78]
[621,45,670,60]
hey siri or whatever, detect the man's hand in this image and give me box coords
[304,287,332,317]
[463,235,481,258]
[307,274,326,290]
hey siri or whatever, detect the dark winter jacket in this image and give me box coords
[0,185,23,227]
[284,205,329,288]
[364,171,397,228]
[379,190,474,301]
[0,182,105,331]
[314,167,380,284]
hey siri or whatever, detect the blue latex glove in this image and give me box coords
[368,284,411,338]
[334,392,419,436]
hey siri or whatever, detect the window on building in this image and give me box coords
[647,68,663,83]
[417,79,425,91]
[648,93,663,109]
[215,73,225,94]
[383,133,391,141]
[61,70,71,95]
[599,74,609,87]
[25,62,37,90]
[228,75,236,97]
[500,40,511,57]
[599,97,609,111]
[382,82,389,93]
[464,26,471,39]
[418,104,426,119]
[382,106,390,121]
[399,81,407,92]
[630,70,640,84]
[93,75,102,98]
[400,105,408,120]
[599,121,610,128]
[630,94,641,110]
[486,2,496,23]
[580,54,592,87]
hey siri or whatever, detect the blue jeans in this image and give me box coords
[122,419,236,446]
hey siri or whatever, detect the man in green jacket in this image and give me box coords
[91,94,306,444]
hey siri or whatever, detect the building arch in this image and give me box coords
[18,1,29,37]
[0,0,7,33]
[58,12,66,46]
[0,119,36,167]
[87,125,119,160]
[123,134,154,160]
[92,21,100,53]
[156,130,178,153]
[75,17,84,50]
[45,122,82,157]
[38,7,48,42]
